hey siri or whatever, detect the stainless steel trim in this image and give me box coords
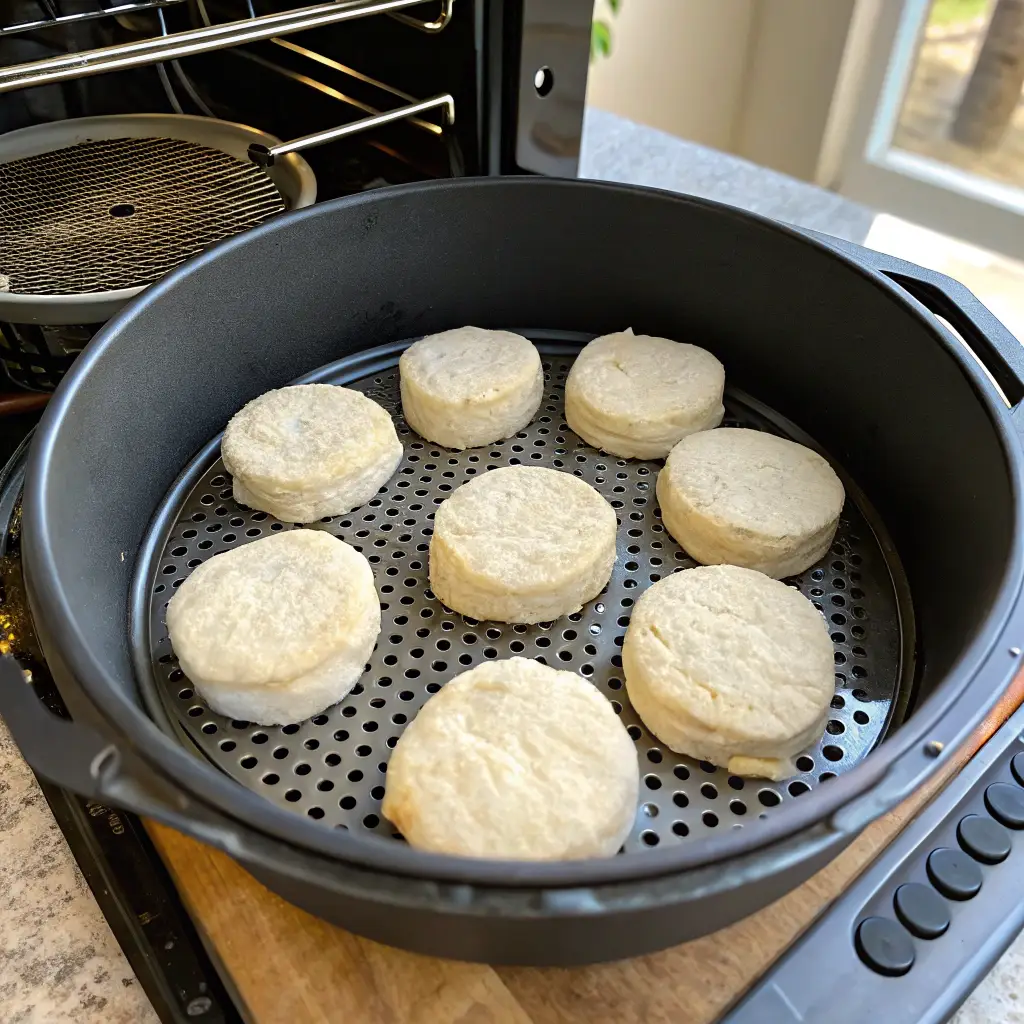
[0,0,188,37]
[389,0,454,33]
[247,93,455,166]
[513,0,591,177]
[0,0,431,94]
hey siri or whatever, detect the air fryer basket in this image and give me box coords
[137,349,912,846]
[6,178,1024,965]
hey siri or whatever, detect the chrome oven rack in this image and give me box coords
[0,0,456,160]
[0,1,190,38]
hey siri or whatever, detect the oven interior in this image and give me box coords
[0,0,591,193]
[0,0,592,391]
[2,1,474,192]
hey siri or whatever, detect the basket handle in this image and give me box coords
[0,656,241,853]
[803,231,1024,410]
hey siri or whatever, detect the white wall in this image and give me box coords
[734,0,858,180]
[586,0,756,153]
[586,0,857,182]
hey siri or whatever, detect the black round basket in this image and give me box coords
[6,178,1024,965]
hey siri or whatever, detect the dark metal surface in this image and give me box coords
[805,230,1024,409]
[141,346,911,849]
[723,700,1024,1024]
[0,321,99,392]
[13,179,1024,961]
[513,0,592,176]
[0,137,284,295]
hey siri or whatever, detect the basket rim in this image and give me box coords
[21,176,1024,891]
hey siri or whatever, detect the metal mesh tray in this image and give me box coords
[0,137,285,296]
[135,337,914,855]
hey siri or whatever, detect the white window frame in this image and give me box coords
[832,0,1024,262]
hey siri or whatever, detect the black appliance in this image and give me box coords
[0,5,589,1020]
[2,6,1024,1023]
[0,0,591,388]
[3,177,1024,1021]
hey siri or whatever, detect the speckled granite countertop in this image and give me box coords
[0,720,158,1023]
[0,106,1019,1024]
[579,107,876,244]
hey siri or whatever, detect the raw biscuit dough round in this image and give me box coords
[221,383,402,523]
[382,657,639,859]
[429,465,617,624]
[166,529,380,725]
[565,329,725,459]
[399,326,543,449]
[623,565,834,780]
[657,427,845,579]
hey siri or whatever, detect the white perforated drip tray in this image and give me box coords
[133,336,914,855]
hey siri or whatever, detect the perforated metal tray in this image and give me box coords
[134,337,914,855]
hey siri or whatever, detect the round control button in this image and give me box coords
[855,917,915,976]
[893,882,950,939]
[1010,751,1024,788]
[927,847,983,900]
[985,782,1024,830]
[958,814,1011,864]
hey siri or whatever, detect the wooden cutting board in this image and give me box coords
[147,673,1024,1024]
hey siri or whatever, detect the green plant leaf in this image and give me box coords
[607,0,622,14]
[591,19,612,61]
